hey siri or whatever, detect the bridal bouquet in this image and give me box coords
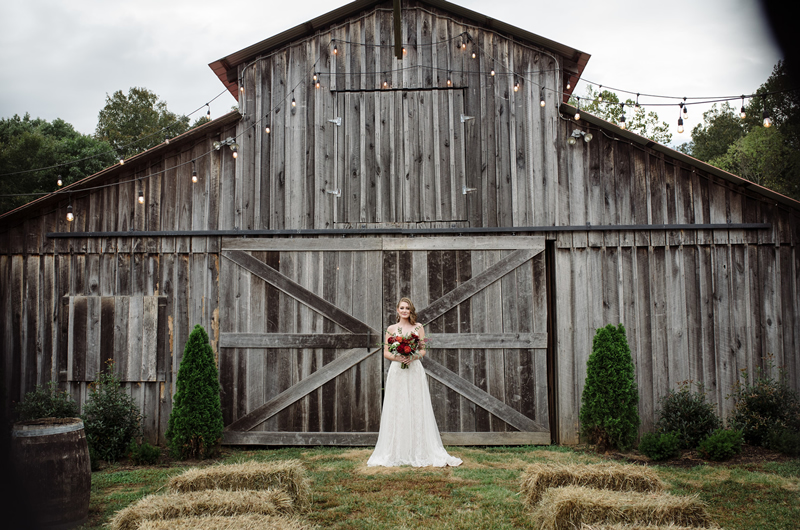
[387,332,427,369]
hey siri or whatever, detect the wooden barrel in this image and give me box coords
[11,418,92,530]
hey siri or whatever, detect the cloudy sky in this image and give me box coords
[0,0,781,148]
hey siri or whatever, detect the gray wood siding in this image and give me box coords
[1,2,799,446]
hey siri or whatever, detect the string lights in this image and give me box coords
[192,160,198,183]
[619,103,626,129]
[66,204,74,222]
[137,179,145,204]
[740,95,747,119]
[762,96,772,128]
[57,175,63,187]
[574,97,581,121]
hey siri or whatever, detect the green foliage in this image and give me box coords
[0,114,116,213]
[14,381,79,420]
[766,427,800,457]
[166,324,224,459]
[579,323,640,451]
[679,61,800,201]
[654,382,721,449]
[82,367,143,463]
[728,362,800,447]
[568,85,673,144]
[127,440,162,465]
[698,428,743,461]
[638,431,681,461]
[95,87,190,159]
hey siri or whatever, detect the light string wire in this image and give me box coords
[0,89,229,178]
[2,6,795,204]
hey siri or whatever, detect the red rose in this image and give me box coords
[387,337,395,344]
[403,345,411,354]
[411,333,419,340]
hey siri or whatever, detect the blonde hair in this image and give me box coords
[396,297,417,325]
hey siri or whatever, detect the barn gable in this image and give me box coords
[1,0,798,446]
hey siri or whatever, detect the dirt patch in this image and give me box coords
[604,444,794,469]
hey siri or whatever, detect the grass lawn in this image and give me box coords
[84,445,799,529]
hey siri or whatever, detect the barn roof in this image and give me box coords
[0,111,241,225]
[209,0,591,102]
[559,103,800,212]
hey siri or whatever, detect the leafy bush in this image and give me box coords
[82,367,143,462]
[166,324,224,459]
[698,428,743,461]
[579,324,640,451]
[728,362,800,447]
[655,382,721,449]
[14,381,79,420]
[638,431,681,461]
[766,427,800,457]
[128,440,161,465]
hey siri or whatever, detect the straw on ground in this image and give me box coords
[109,489,295,530]
[168,460,310,510]
[137,513,314,530]
[531,485,715,530]
[520,463,666,508]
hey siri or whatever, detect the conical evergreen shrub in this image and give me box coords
[167,324,224,459]
[579,323,640,451]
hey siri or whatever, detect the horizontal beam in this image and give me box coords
[222,431,550,446]
[220,333,373,349]
[428,333,547,349]
[46,223,771,239]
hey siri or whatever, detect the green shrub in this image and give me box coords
[579,324,640,451]
[655,382,721,449]
[128,440,162,465]
[638,431,681,461]
[728,361,800,447]
[766,427,800,457]
[81,367,143,462]
[698,428,743,461]
[14,381,79,420]
[166,324,224,459]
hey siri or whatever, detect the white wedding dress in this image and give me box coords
[367,354,462,467]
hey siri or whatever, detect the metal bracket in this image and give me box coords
[328,117,342,126]
[325,188,342,197]
[460,114,475,123]
[462,186,477,194]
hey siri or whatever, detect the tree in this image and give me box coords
[579,324,640,451]
[0,114,116,214]
[569,85,673,144]
[677,103,746,162]
[166,324,224,459]
[680,61,800,201]
[95,87,190,159]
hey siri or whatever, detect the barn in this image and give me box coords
[1,0,798,446]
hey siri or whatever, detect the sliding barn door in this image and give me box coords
[218,236,549,445]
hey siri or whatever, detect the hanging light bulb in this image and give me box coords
[471,48,477,59]
[119,158,125,165]
[761,96,772,127]
[682,98,688,119]
[57,175,63,187]
[192,160,198,183]
[540,87,546,107]
[231,143,239,158]
[677,103,684,133]
[598,86,603,102]
[66,204,74,222]
[513,78,520,92]
[402,47,407,55]
[138,190,145,204]
[740,95,747,119]
[265,124,271,134]
[566,80,571,90]
[635,93,640,109]
[206,104,211,120]
[447,72,452,86]
[383,79,388,89]
[291,95,296,107]
[490,65,495,76]
[240,81,245,94]
[165,135,170,145]
[619,104,626,129]
[574,97,581,121]
[332,42,338,55]
[313,72,317,82]
[462,40,467,50]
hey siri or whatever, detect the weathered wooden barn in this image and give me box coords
[2,0,798,446]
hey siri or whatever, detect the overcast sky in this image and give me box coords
[0,0,782,148]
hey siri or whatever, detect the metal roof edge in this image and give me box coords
[559,103,800,213]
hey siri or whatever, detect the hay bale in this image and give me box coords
[168,460,310,510]
[520,463,665,508]
[531,486,714,530]
[137,514,314,530]
[581,524,716,530]
[109,489,294,530]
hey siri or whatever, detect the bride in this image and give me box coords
[367,297,462,467]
